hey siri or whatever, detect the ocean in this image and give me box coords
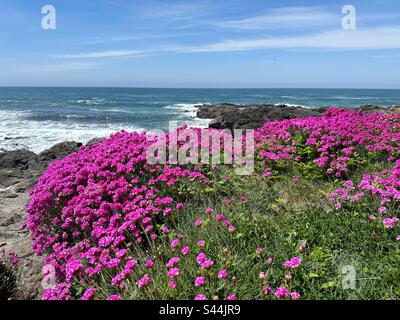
[1,87,399,153]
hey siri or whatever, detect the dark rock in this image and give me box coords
[0,150,38,171]
[197,104,325,130]
[86,138,103,146]
[197,103,400,131]
[0,142,83,299]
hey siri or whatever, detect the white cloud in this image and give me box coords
[16,62,101,72]
[214,7,338,30]
[176,27,400,52]
[50,49,146,59]
[49,27,400,61]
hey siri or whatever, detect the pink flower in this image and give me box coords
[161,226,170,234]
[239,196,247,202]
[292,178,300,184]
[266,257,273,265]
[290,292,301,300]
[194,219,202,228]
[228,225,236,233]
[137,274,151,288]
[169,281,177,289]
[181,246,190,255]
[200,260,214,270]
[107,295,122,300]
[205,208,213,215]
[299,242,307,250]
[259,272,266,280]
[168,268,180,278]
[196,253,207,264]
[256,247,263,256]
[195,276,205,287]
[383,217,399,229]
[263,285,272,296]
[197,240,205,248]
[80,288,96,300]
[369,215,377,221]
[194,295,207,300]
[226,294,236,300]
[166,257,180,269]
[283,257,302,269]
[218,269,228,279]
[275,286,289,299]
[223,199,233,206]
[378,207,388,214]
[125,259,137,270]
[144,259,154,268]
[176,203,184,209]
[170,239,180,249]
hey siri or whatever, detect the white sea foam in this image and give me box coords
[163,103,212,128]
[274,103,314,109]
[0,109,143,153]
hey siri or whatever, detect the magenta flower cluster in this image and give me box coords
[26,130,209,299]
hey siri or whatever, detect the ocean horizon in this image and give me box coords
[1,87,400,153]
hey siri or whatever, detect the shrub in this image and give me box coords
[26,109,400,300]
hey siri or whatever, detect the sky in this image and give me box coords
[1,0,400,88]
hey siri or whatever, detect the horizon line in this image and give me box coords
[0,86,400,90]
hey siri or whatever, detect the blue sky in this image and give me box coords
[1,0,400,88]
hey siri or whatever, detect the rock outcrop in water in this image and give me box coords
[196,103,400,131]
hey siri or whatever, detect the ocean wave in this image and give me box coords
[274,103,314,109]
[332,96,379,100]
[0,109,144,153]
[74,97,107,106]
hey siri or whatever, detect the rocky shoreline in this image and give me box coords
[196,103,400,130]
[0,141,83,299]
[1,103,399,299]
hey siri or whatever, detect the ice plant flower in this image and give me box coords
[275,286,289,299]
[197,241,205,248]
[137,274,151,288]
[181,246,190,255]
[290,292,301,300]
[194,276,205,287]
[263,285,272,296]
[194,219,202,228]
[168,268,180,278]
[283,257,302,269]
[80,288,96,300]
[166,257,180,269]
[144,259,154,268]
[383,217,399,229]
[218,269,228,280]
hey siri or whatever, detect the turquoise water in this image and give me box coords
[0,87,399,152]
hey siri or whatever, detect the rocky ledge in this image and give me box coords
[196,103,400,130]
[0,141,83,299]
